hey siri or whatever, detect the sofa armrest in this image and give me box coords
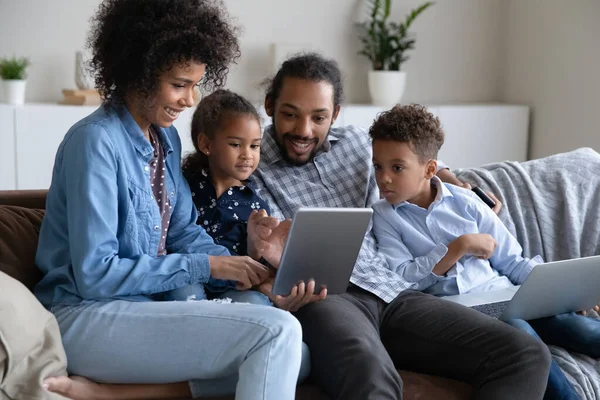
[0,190,48,210]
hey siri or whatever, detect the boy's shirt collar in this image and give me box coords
[392,175,454,211]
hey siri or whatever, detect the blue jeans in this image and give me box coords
[52,299,302,399]
[164,285,311,384]
[214,289,312,384]
[506,313,600,400]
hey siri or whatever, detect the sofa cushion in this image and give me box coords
[0,205,45,291]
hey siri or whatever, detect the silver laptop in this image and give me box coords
[272,207,372,296]
[441,255,600,320]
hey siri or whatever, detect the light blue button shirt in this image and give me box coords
[372,176,542,296]
[35,102,229,308]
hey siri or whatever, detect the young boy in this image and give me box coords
[370,104,542,295]
[369,104,598,400]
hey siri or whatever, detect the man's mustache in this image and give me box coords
[281,133,318,144]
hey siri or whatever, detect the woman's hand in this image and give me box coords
[208,255,270,290]
[257,278,327,312]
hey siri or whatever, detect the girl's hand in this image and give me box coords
[247,210,291,267]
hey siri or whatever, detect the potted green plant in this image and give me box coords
[357,0,433,106]
[0,56,31,105]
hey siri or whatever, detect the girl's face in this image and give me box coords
[133,61,206,130]
[201,114,262,184]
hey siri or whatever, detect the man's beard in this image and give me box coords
[271,116,331,166]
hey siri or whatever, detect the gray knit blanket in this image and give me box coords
[455,147,600,399]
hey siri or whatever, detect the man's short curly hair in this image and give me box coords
[87,0,240,102]
[369,104,444,163]
[264,52,344,107]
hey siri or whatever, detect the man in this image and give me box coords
[250,53,551,400]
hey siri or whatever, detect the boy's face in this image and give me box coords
[372,140,434,205]
[201,114,262,183]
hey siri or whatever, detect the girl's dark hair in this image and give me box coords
[87,0,240,103]
[264,52,344,108]
[182,89,260,175]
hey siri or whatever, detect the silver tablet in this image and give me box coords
[272,207,373,296]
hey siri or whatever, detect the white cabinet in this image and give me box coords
[433,105,529,170]
[15,105,99,190]
[0,105,16,190]
[340,104,529,170]
[0,103,529,190]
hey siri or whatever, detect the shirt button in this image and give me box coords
[144,166,149,172]
[170,191,175,197]
[153,225,159,231]
[150,195,154,200]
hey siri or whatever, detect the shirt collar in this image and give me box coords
[261,124,342,166]
[195,167,256,191]
[112,101,174,161]
[392,175,454,210]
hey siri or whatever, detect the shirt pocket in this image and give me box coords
[125,179,154,247]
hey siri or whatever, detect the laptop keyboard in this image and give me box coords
[470,301,510,319]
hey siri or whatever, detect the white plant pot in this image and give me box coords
[3,80,27,105]
[368,70,406,107]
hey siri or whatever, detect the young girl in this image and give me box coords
[168,89,312,382]
[163,89,272,305]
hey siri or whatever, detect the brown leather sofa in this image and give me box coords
[0,189,473,400]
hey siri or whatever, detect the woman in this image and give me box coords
[36,1,302,399]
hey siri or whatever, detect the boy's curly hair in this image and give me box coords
[182,89,260,175]
[369,104,444,163]
[87,0,240,103]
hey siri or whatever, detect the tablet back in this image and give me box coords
[272,207,373,296]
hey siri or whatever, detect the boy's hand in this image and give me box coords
[461,234,497,259]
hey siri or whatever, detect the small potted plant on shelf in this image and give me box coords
[0,56,31,105]
[357,0,433,106]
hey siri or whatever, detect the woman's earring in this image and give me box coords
[205,150,210,155]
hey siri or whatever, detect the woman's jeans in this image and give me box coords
[165,285,312,384]
[506,313,600,400]
[52,299,302,399]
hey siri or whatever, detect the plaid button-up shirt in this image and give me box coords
[253,125,416,303]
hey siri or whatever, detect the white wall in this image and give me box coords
[4,0,597,160]
[502,0,600,159]
[0,0,504,105]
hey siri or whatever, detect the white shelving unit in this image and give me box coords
[0,103,529,190]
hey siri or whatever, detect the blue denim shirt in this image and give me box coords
[34,102,229,308]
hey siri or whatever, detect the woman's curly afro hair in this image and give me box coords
[87,0,240,102]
